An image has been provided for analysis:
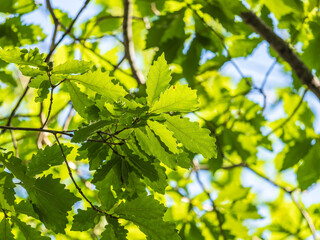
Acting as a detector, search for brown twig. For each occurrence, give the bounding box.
[46,0,60,61]
[10,130,19,157]
[2,78,31,134]
[0,125,74,137]
[63,107,74,131]
[45,0,91,62]
[123,0,145,84]
[40,76,54,129]
[54,134,114,217]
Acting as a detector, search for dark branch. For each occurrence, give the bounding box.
[0,125,74,137]
[2,78,31,134]
[241,10,320,101]
[54,134,114,217]
[45,0,91,62]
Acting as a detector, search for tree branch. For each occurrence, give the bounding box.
[290,193,318,240]
[45,0,91,62]
[0,125,74,137]
[54,134,115,217]
[241,10,320,101]
[1,79,31,134]
[266,88,308,137]
[123,0,145,84]
[193,161,227,240]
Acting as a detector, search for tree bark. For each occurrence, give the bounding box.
[241,10,320,100]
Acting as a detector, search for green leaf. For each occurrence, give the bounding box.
[0,152,29,184]
[19,66,43,77]
[14,200,39,219]
[53,60,93,74]
[0,218,14,240]
[0,48,46,67]
[72,120,110,143]
[101,217,128,240]
[281,139,312,171]
[27,174,80,233]
[101,225,119,240]
[11,216,50,240]
[123,142,168,194]
[123,143,159,182]
[28,144,72,176]
[34,80,50,102]
[146,53,172,107]
[94,160,122,211]
[297,142,320,190]
[164,115,216,159]
[68,69,127,101]
[147,120,179,154]
[65,81,94,118]
[0,172,15,211]
[71,208,100,231]
[135,127,177,169]
[149,83,198,114]
[114,195,180,240]
[0,71,16,86]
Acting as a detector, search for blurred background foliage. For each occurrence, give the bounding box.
[0,0,320,239]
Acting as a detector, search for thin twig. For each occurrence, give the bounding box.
[80,42,134,77]
[194,161,227,240]
[63,107,74,131]
[45,0,91,62]
[0,125,124,145]
[0,125,74,136]
[266,89,308,137]
[10,130,19,157]
[290,193,318,240]
[244,165,294,193]
[46,0,60,60]
[123,0,145,84]
[2,78,31,134]
[41,80,54,129]
[261,59,277,90]
[0,114,39,121]
[54,134,113,216]
[97,132,125,157]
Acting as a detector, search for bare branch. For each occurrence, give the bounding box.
[46,0,60,60]
[54,134,114,217]
[194,160,227,240]
[0,125,74,137]
[45,0,91,62]
[10,130,19,157]
[63,107,74,132]
[123,0,145,84]
[266,89,308,137]
[241,10,320,101]
[1,78,31,134]
[290,193,318,240]
[41,79,54,129]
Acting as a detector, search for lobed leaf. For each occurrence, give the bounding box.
[68,69,127,102]
[164,115,216,159]
[146,53,172,107]
[150,83,198,114]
